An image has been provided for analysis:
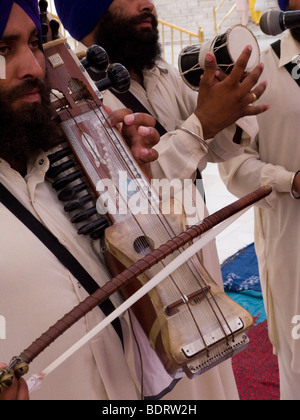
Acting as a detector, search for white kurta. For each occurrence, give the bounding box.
[219,31,300,399]
[0,154,209,400]
[102,57,259,400]
[0,155,141,400]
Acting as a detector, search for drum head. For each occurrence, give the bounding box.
[227,25,260,72]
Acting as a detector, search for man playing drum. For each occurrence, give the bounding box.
[219,0,300,400]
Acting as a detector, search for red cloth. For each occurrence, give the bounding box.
[232,319,280,400]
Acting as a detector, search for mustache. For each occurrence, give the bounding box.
[132,12,158,29]
[4,78,49,103]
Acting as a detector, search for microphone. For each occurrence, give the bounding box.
[260,9,300,35]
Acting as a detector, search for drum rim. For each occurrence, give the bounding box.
[225,24,260,65]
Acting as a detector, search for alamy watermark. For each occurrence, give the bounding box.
[292,56,300,80]
[0,315,6,340]
[95,172,206,224]
[292,315,300,340]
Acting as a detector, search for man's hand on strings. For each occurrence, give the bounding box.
[105,107,159,179]
[0,363,29,400]
[195,46,270,140]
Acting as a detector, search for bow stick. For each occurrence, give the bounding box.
[27,203,251,393]
[2,185,272,393]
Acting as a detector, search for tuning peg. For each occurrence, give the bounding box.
[81,45,109,73]
[90,220,110,239]
[78,217,110,237]
[52,170,82,191]
[50,19,60,40]
[95,63,131,93]
[58,182,88,201]
[47,147,72,164]
[41,24,48,43]
[47,160,76,178]
[71,206,98,223]
[64,194,94,212]
[39,0,48,43]
[39,0,48,12]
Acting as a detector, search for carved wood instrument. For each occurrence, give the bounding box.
[0,1,273,394]
[42,38,255,379]
[1,185,272,392]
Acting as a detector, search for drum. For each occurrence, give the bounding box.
[178,25,260,91]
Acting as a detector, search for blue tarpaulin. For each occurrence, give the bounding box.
[221,243,267,324]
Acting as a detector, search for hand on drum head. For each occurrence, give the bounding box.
[195,45,269,140]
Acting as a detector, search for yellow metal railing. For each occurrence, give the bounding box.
[213,0,237,35]
[159,19,204,66]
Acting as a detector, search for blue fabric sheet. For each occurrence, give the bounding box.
[221,243,267,324]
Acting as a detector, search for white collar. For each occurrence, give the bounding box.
[278,30,300,67]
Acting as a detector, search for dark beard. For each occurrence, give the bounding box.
[0,78,62,164]
[93,11,162,74]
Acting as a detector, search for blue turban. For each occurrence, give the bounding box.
[54,0,114,41]
[0,0,42,40]
[278,0,289,10]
